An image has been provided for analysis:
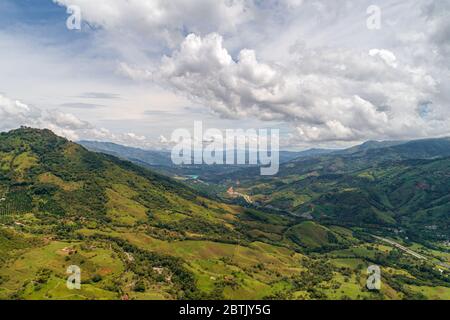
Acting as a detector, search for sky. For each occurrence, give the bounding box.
[0,0,449,150]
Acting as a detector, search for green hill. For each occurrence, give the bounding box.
[0,128,449,300]
[214,138,450,241]
[0,128,244,240]
[285,221,356,251]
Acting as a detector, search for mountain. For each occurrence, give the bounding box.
[78,140,172,166]
[209,137,450,180]
[363,138,450,160]
[292,157,450,236]
[0,128,449,300]
[79,141,328,166]
[338,140,405,154]
[208,137,450,240]
[281,148,337,160]
[79,140,250,179]
[78,140,333,180]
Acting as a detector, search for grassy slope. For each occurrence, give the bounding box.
[0,128,449,300]
[226,152,450,240]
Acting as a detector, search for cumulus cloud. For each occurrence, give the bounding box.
[53,0,254,47]
[0,94,92,140]
[160,33,289,119]
[159,33,447,142]
[0,94,161,148]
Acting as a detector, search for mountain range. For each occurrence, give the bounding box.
[0,128,449,300]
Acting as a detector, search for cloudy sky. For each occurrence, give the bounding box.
[0,0,449,150]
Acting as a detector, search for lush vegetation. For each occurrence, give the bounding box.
[0,128,448,300]
[212,138,450,242]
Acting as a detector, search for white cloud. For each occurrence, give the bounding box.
[116,62,153,81]
[0,94,92,140]
[369,49,398,68]
[159,33,447,142]
[160,33,295,119]
[53,0,254,48]
[0,94,164,148]
[46,111,92,130]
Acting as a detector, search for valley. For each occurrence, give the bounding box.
[0,128,449,300]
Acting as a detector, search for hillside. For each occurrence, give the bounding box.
[78,140,172,167]
[253,157,449,238]
[211,138,450,240]
[0,128,449,300]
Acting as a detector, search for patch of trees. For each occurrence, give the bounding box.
[90,235,202,299]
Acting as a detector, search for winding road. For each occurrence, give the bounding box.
[373,235,428,260]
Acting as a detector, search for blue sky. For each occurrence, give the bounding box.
[0,0,62,25]
[0,0,449,150]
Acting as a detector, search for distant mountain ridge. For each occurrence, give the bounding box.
[79,140,335,166]
[80,136,450,167]
[78,140,172,166]
[78,140,337,179]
